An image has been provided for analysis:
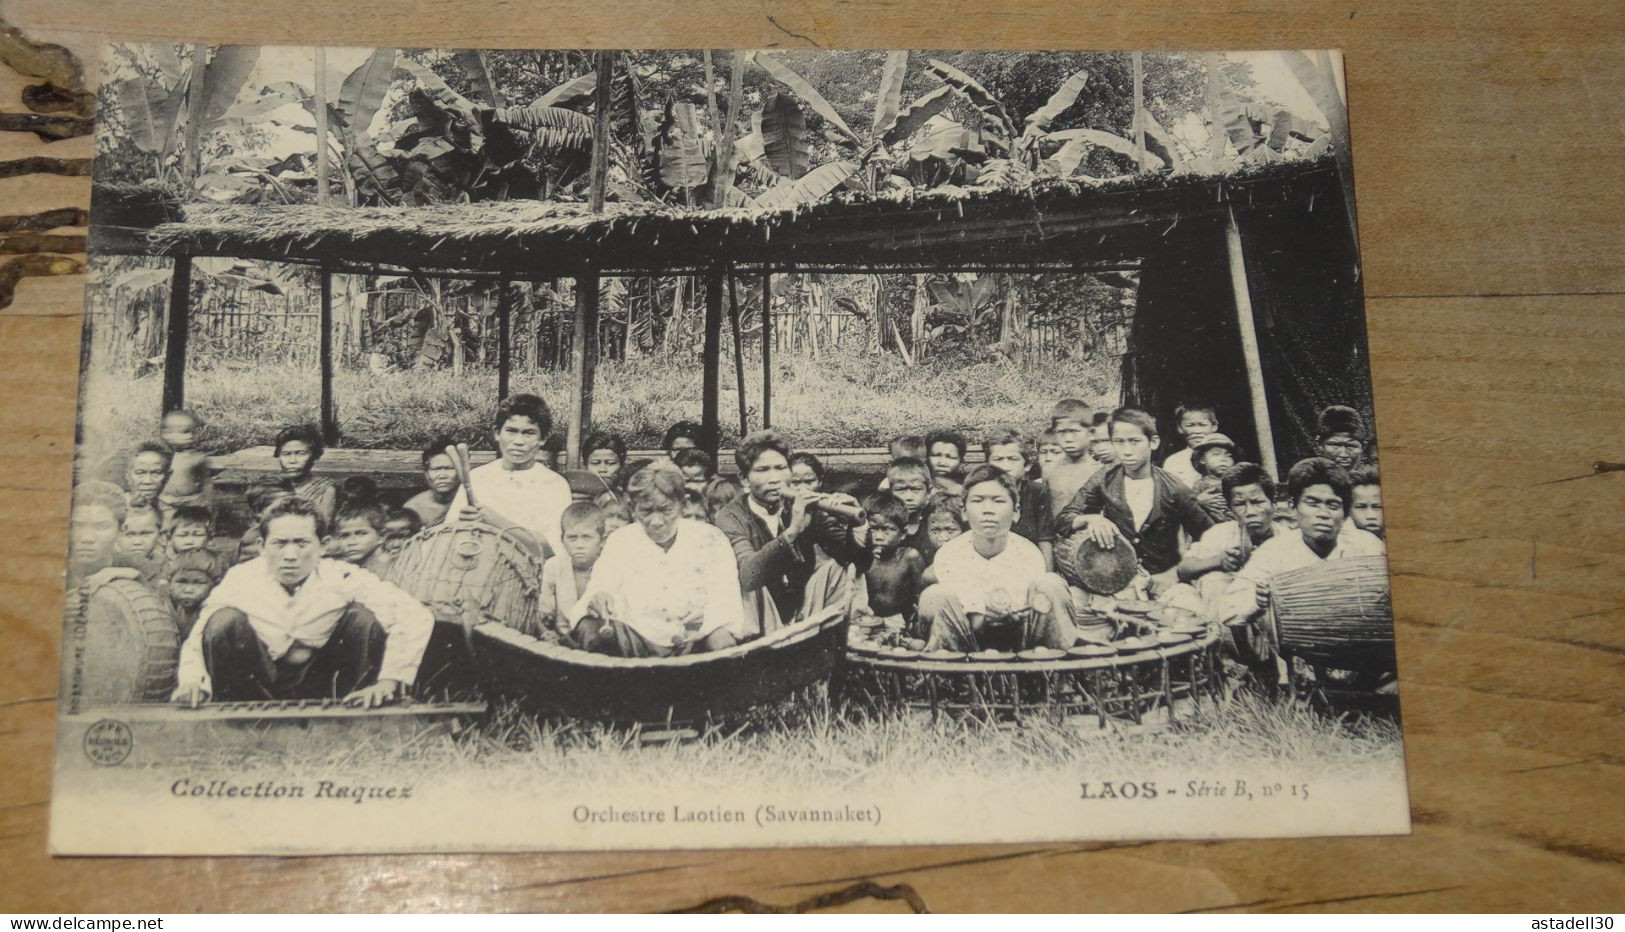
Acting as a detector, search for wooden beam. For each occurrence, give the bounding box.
[318,263,338,446]
[702,265,724,455]
[496,280,512,401]
[160,254,191,415]
[1224,203,1278,480]
[589,52,613,214]
[759,272,772,429]
[567,269,600,469]
[1131,51,1146,173]
[726,270,748,437]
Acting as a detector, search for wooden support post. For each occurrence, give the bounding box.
[727,270,748,437]
[318,264,338,446]
[568,269,600,469]
[759,272,772,428]
[701,265,724,456]
[161,254,192,415]
[1131,51,1146,173]
[496,280,512,401]
[1224,204,1278,479]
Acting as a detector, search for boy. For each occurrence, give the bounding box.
[116,501,165,566]
[982,427,1055,570]
[1162,403,1217,491]
[1316,404,1367,470]
[924,429,967,496]
[1088,412,1119,468]
[674,447,716,494]
[333,502,391,574]
[581,431,627,488]
[923,493,968,555]
[702,475,741,521]
[381,508,422,557]
[1036,428,1064,479]
[124,441,173,512]
[538,501,607,636]
[1046,399,1100,519]
[166,505,213,558]
[885,457,935,557]
[404,437,461,529]
[681,489,710,522]
[1349,465,1384,540]
[236,524,262,564]
[1189,432,1239,522]
[448,393,572,561]
[594,491,634,537]
[157,409,213,513]
[1058,407,1214,598]
[860,491,926,629]
[788,452,825,493]
[163,550,221,642]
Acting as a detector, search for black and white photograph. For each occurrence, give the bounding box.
[52,44,1409,854]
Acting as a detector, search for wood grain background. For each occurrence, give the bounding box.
[2,0,1621,913]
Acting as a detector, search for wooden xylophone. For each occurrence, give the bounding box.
[79,699,488,723]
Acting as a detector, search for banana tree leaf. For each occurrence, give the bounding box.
[925,58,1015,141]
[749,51,860,142]
[491,103,594,149]
[1045,136,1090,177]
[452,49,497,105]
[118,76,183,154]
[732,128,764,167]
[1045,128,1166,171]
[1137,111,1183,170]
[1022,67,1088,135]
[339,48,399,135]
[751,159,858,209]
[348,131,402,203]
[1279,50,1340,127]
[149,44,184,85]
[870,50,908,139]
[657,100,710,190]
[759,92,809,179]
[223,80,306,122]
[534,72,596,109]
[876,85,953,146]
[398,58,483,133]
[200,46,260,128]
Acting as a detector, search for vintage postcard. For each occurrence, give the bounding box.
[51,45,1408,854]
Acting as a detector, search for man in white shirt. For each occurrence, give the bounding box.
[172,497,434,708]
[567,464,745,656]
[1167,461,1281,621]
[919,465,1081,652]
[1221,457,1387,628]
[447,393,573,561]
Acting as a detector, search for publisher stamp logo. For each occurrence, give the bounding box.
[83,719,132,766]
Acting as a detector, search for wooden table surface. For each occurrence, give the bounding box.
[2,0,1622,913]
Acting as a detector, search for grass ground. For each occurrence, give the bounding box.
[78,351,1117,466]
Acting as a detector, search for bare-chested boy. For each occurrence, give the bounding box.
[158,409,213,514]
[1046,399,1100,519]
[861,491,926,628]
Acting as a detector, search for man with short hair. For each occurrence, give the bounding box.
[171,496,435,708]
[713,429,872,635]
[447,393,572,560]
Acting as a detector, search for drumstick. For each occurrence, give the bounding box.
[445,444,478,508]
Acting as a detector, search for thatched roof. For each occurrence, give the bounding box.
[92,157,1339,276]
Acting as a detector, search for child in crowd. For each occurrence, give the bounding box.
[157,409,212,513]
[860,491,926,630]
[124,441,173,513]
[339,475,379,510]
[1088,412,1119,468]
[1036,428,1064,480]
[674,448,716,494]
[663,420,708,458]
[594,491,634,537]
[701,475,741,521]
[404,437,461,529]
[922,491,969,555]
[581,431,628,493]
[788,452,825,493]
[250,425,337,526]
[1317,404,1368,470]
[982,427,1055,569]
[538,501,606,635]
[1349,465,1384,540]
[162,550,221,642]
[885,457,935,556]
[1058,407,1214,598]
[877,435,925,492]
[1046,399,1100,519]
[165,505,213,559]
[380,507,422,558]
[332,502,392,574]
[236,524,262,564]
[681,489,710,522]
[924,430,967,497]
[1162,403,1217,491]
[115,501,165,577]
[1189,433,1239,522]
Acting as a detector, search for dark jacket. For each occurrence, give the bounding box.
[713,494,873,624]
[1056,465,1212,574]
[1013,476,1056,546]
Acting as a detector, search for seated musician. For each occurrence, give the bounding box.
[1166,461,1280,622]
[712,430,872,636]
[404,437,461,529]
[918,465,1082,652]
[565,464,744,657]
[447,393,572,561]
[1220,457,1386,644]
[170,496,435,709]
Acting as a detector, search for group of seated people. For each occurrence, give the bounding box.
[66,391,1386,708]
